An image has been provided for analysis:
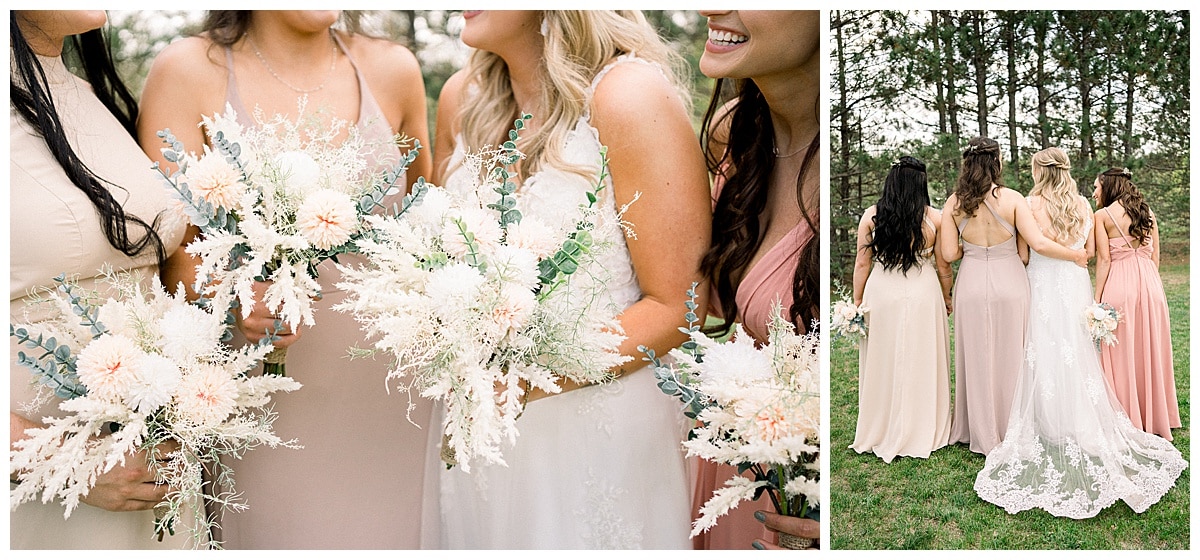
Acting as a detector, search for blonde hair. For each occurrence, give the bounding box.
[456,10,690,180]
[1029,147,1086,244]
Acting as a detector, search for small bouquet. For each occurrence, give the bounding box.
[830,297,867,344]
[9,269,301,548]
[335,116,630,472]
[1085,302,1122,350]
[154,100,419,375]
[643,285,820,547]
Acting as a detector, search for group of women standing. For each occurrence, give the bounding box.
[9,10,818,550]
[851,137,1186,518]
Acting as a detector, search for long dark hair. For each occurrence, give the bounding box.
[1097,167,1154,244]
[954,136,1004,217]
[869,157,931,273]
[10,13,165,267]
[203,11,252,46]
[700,78,820,335]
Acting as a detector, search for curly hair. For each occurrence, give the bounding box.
[1097,167,1154,245]
[868,157,931,273]
[700,78,819,336]
[1029,147,1086,244]
[954,136,1004,218]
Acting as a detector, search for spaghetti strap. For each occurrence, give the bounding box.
[982,199,1015,235]
[1103,207,1133,245]
[222,46,250,120]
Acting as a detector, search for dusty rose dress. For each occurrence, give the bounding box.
[949,200,1029,456]
[212,36,433,549]
[1098,208,1180,440]
[693,206,812,550]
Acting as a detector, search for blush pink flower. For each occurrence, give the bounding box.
[175,363,239,428]
[75,334,145,404]
[296,189,359,250]
[186,150,247,209]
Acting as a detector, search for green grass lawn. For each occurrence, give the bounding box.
[829,261,1191,549]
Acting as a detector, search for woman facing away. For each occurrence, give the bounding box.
[136,10,432,548]
[422,10,711,549]
[940,137,1086,456]
[9,10,189,549]
[694,9,821,550]
[850,157,953,463]
[1093,167,1181,441]
[974,147,1186,519]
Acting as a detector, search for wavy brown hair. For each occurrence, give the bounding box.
[700,78,819,336]
[954,136,1004,218]
[1097,167,1154,245]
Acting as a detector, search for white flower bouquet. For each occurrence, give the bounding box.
[1085,302,1122,350]
[154,101,419,375]
[9,269,301,547]
[335,116,629,472]
[830,296,867,344]
[643,286,820,541]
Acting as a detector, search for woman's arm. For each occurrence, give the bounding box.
[939,195,963,263]
[1093,210,1112,302]
[1017,235,1029,265]
[1081,197,1096,260]
[1150,209,1162,268]
[431,70,466,185]
[930,209,954,313]
[851,207,875,306]
[361,37,432,183]
[528,62,711,402]
[1011,193,1087,266]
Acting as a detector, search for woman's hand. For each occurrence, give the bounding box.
[78,441,178,512]
[752,510,819,550]
[235,281,302,349]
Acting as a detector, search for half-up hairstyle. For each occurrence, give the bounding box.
[456,10,689,182]
[1097,167,1153,244]
[700,78,820,336]
[10,13,166,267]
[1029,147,1086,244]
[954,136,1004,218]
[868,156,931,274]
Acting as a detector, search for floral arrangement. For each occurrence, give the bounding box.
[830,297,868,344]
[9,269,300,547]
[1085,302,1122,350]
[334,115,630,472]
[643,285,821,542]
[154,100,419,374]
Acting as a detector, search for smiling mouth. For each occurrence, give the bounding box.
[708,28,748,46]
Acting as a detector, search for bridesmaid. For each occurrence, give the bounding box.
[850,157,953,463]
[1093,168,1180,440]
[137,11,432,548]
[695,10,820,550]
[940,137,1086,456]
[9,10,189,548]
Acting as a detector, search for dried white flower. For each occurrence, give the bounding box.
[295,189,359,250]
[75,333,145,404]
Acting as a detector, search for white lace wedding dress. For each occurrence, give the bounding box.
[974,205,1187,519]
[419,57,692,549]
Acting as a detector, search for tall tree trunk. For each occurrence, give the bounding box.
[971,12,990,138]
[836,12,853,265]
[932,11,947,135]
[1033,15,1051,148]
[1077,24,1094,169]
[1005,13,1020,185]
[1123,65,1136,160]
[943,12,962,144]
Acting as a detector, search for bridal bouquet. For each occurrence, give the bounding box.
[9,269,300,547]
[1085,302,1122,350]
[335,116,629,472]
[154,101,419,375]
[644,286,821,544]
[830,296,867,343]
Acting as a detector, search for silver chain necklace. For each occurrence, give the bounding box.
[247,30,338,94]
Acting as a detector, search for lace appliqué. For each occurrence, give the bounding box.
[573,467,644,549]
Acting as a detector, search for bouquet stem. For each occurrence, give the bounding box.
[263,347,288,376]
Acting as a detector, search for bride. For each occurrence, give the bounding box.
[421,11,711,548]
[974,147,1187,519]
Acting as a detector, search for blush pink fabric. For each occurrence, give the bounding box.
[1099,212,1180,441]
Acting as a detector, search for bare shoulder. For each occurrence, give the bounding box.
[860,205,877,225]
[341,33,422,92]
[926,206,942,222]
[150,36,226,78]
[589,59,688,135]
